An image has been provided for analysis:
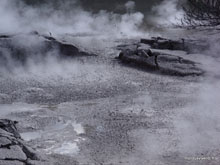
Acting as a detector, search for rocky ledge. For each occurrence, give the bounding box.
[0,32,96,67]
[140,37,209,53]
[0,119,50,165]
[117,38,204,76]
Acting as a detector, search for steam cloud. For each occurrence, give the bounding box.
[0,0,146,37]
[0,0,186,36]
[150,0,184,26]
[0,0,146,76]
[1,1,220,162]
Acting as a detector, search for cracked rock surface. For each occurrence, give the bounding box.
[117,38,204,76]
[140,37,209,53]
[0,119,50,165]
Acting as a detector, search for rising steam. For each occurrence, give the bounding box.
[0,0,146,37]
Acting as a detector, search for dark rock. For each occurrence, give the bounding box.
[44,40,85,57]
[42,35,56,41]
[0,145,27,160]
[140,37,209,54]
[41,34,85,56]
[42,34,96,57]
[118,49,158,70]
[0,128,14,137]
[118,44,204,76]
[0,137,12,147]
[156,54,202,76]
[0,119,20,138]
[0,35,11,39]
[141,37,185,51]
[0,119,51,164]
[0,33,96,67]
[22,145,42,161]
[0,160,25,165]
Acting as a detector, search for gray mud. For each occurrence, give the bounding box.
[1,30,220,165]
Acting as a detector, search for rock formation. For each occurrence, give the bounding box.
[0,119,51,165]
[117,38,204,76]
[0,32,96,67]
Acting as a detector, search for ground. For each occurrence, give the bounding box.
[0,28,220,165]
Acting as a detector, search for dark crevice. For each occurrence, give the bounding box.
[0,135,17,142]
[0,142,17,149]
[117,38,204,76]
[0,119,43,163]
[21,145,40,161]
[0,158,27,164]
[154,55,159,69]
[178,57,183,63]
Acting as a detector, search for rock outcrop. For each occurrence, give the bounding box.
[140,37,209,53]
[0,119,51,165]
[42,35,93,57]
[117,38,204,76]
[0,32,96,67]
[140,37,186,51]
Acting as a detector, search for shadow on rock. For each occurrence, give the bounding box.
[117,38,204,77]
[0,32,97,68]
[0,119,51,165]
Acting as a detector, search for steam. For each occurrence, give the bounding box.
[0,0,147,78]
[0,0,145,37]
[174,81,220,156]
[0,0,148,78]
[125,1,136,13]
[1,0,220,162]
[150,0,184,26]
[0,0,21,34]
[0,0,188,37]
[172,32,220,157]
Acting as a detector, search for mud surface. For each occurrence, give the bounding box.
[0,31,220,165]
